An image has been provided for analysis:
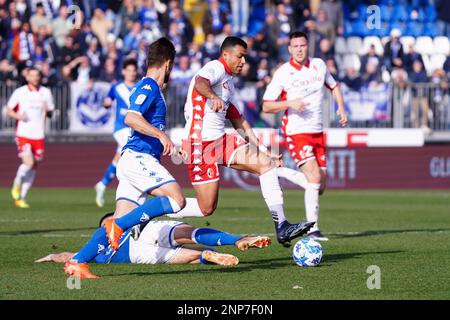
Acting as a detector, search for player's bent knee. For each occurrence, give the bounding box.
[167,196,186,213]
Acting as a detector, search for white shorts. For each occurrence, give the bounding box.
[113,128,130,154]
[129,220,185,264]
[116,149,176,205]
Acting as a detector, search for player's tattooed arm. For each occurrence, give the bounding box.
[194,76,225,112]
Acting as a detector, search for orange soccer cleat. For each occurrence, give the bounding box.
[64,260,99,279]
[103,219,123,251]
[236,236,271,251]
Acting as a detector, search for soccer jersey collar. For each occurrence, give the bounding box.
[218,57,233,75]
[27,84,40,91]
[289,58,310,71]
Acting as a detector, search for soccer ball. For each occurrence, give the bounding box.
[292,237,323,267]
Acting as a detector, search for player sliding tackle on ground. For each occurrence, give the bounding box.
[40,213,270,268]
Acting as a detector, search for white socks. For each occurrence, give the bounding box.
[14,164,32,186]
[276,166,308,189]
[20,168,36,200]
[259,168,286,226]
[166,198,205,218]
[305,182,320,232]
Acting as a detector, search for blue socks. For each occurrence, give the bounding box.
[72,226,109,263]
[101,162,117,186]
[115,196,175,231]
[193,228,242,246]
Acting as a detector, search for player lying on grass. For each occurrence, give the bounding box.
[37,213,271,275]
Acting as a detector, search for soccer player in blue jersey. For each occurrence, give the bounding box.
[95,59,138,207]
[64,37,188,279]
[38,213,271,266]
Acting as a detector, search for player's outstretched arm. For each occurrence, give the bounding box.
[125,112,175,156]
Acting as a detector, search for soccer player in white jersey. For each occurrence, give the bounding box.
[94,59,138,207]
[6,67,55,209]
[262,31,348,241]
[37,213,271,267]
[174,36,314,247]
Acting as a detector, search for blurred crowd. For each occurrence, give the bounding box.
[0,0,449,130]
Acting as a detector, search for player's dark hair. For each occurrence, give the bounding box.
[220,36,247,53]
[27,66,42,78]
[99,212,114,227]
[289,31,308,42]
[146,37,176,68]
[122,58,138,70]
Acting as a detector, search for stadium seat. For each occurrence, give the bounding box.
[422,22,437,37]
[405,21,423,37]
[362,36,384,56]
[424,5,437,23]
[415,36,434,56]
[429,54,447,72]
[379,5,392,22]
[347,36,363,54]
[335,37,348,55]
[400,36,416,54]
[351,19,369,37]
[421,54,433,75]
[391,4,409,22]
[343,54,361,72]
[433,37,450,55]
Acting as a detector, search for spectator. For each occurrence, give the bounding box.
[325,57,340,81]
[436,0,450,38]
[360,44,382,75]
[304,19,324,58]
[11,22,37,69]
[361,60,382,88]
[169,6,194,43]
[14,0,31,22]
[201,33,220,63]
[315,9,336,45]
[58,36,82,70]
[30,2,52,35]
[231,0,249,35]
[98,57,119,83]
[187,41,203,69]
[0,59,18,84]
[214,23,233,47]
[444,54,450,79]
[168,21,188,54]
[342,67,362,91]
[170,55,197,109]
[123,21,143,53]
[85,37,103,78]
[383,28,404,71]
[404,44,424,74]
[118,0,139,39]
[139,0,161,31]
[30,0,59,19]
[320,0,344,36]
[408,60,430,130]
[90,8,113,48]
[35,25,58,66]
[263,13,281,62]
[317,38,334,61]
[52,6,72,48]
[202,0,228,36]
[0,7,12,60]
[38,61,58,86]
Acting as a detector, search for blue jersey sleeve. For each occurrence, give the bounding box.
[107,84,116,100]
[128,81,156,115]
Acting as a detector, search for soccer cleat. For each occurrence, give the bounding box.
[64,260,99,279]
[307,230,329,242]
[201,250,239,266]
[15,199,30,209]
[103,219,123,251]
[11,183,20,201]
[236,236,271,251]
[95,181,106,207]
[276,221,315,247]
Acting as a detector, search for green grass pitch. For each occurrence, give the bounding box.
[0,188,449,300]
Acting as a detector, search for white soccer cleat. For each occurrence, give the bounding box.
[95,181,106,208]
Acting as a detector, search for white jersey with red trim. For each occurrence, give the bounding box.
[183,58,242,142]
[263,57,337,135]
[7,85,55,140]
